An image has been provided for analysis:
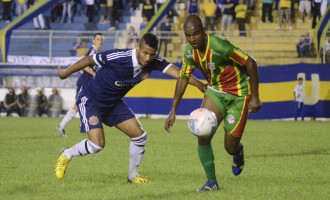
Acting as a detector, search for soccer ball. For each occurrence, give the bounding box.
[188,108,217,137]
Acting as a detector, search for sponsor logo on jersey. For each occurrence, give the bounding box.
[115,81,138,87]
[208,62,215,70]
[227,114,236,124]
[89,116,99,126]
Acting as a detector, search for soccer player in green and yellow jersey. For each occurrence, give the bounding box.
[165,14,262,191]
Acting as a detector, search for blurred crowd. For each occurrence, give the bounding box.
[0,86,63,118]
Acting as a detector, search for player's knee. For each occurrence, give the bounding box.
[225,144,237,155]
[86,140,103,154]
[131,131,147,147]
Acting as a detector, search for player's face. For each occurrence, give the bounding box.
[184,25,205,49]
[93,35,104,49]
[137,42,157,67]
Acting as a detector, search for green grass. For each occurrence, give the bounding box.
[0,117,329,200]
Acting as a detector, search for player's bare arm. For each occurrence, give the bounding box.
[83,66,96,76]
[58,56,96,79]
[165,65,207,93]
[164,77,189,132]
[245,56,262,113]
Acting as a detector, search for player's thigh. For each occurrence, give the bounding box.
[116,117,144,138]
[223,94,250,138]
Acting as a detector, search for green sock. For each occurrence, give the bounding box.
[198,144,216,182]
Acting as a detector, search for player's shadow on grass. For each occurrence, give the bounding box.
[248,148,330,158]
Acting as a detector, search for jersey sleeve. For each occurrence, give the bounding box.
[227,45,249,66]
[93,49,118,68]
[150,55,172,73]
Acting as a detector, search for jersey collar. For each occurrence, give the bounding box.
[132,49,140,67]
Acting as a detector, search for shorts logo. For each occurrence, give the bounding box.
[227,114,236,124]
[89,116,99,126]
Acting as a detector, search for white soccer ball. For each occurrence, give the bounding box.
[188,108,217,137]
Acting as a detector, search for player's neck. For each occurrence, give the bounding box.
[197,34,208,56]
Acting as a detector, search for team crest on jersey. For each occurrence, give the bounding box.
[208,62,215,70]
[89,116,99,126]
[227,114,236,124]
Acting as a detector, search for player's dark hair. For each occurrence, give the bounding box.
[94,33,103,39]
[140,33,159,50]
[298,77,303,81]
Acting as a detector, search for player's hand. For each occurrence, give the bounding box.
[58,66,68,79]
[165,111,176,133]
[248,95,262,113]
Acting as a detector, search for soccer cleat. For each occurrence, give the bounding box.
[128,175,151,184]
[56,126,65,136]
[232,147,244,176]
[55,149,70,179]
[197,180,219,191]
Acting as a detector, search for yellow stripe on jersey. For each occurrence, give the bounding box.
[234,67,242,96]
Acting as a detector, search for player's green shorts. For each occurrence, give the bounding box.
[205,89,250,138]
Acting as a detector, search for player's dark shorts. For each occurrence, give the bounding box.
[76,95,135,133]
[205,89,250,138]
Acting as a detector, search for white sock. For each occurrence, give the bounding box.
[128,132,147,180]
[63,139,102,159]
[59,108,77,129]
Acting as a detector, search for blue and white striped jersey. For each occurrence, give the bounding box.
[79,48,171,107]
[76,45,99,87]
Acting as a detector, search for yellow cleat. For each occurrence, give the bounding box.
[128,175,151,184]
[54,149,70,179]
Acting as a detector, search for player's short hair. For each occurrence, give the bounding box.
[140,33,159,50]
[94,33,103,39]
[298,77,303,81]
[183,14,204,31]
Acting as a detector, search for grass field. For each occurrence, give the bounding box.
[0,117,329,200]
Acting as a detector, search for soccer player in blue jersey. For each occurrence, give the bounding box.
[56,33,104,136]
[54,33,206,183]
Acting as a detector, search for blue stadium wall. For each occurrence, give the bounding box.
[123,63,330,119]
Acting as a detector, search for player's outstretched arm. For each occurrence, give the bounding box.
[245,56,262,113]
[58,56,96,79]
[165,65,206,93]
[164,77,189,133]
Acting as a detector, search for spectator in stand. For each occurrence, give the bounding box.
[73,0,82,16]
[296,34,307,57]
[86,0,95,23]
[203,0,216,31]
[130,0,139,11]
[31,0,46,29]
[142,0,155,21]
[107,0,116,30]
[276,0,292,31]
[312,0,321,29]
[221,0,235,36]
[17,86,29,116]
[245,0,255,9]
[2,0,13,23]
[260,0,273,23]
[140,15,148,31]
[159,17,172,57]
[321,37,330,63]
[51,2,62,23]
[187,0,198,14]
[72,37,83,56]
[61,0,73,23]
[17,0,27,16]
[298,0,311,23]
[36,88,48,117]
[235,0,247,36]
[3,87,19,117]
[126,26,138,48]
[98,0,107,24]
[304,31,313,57]
[48,88,63,118]
[76,41,89,57]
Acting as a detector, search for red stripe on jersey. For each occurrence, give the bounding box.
[219,66,239,96]
[193,50,209,81]
[231,51,247,66]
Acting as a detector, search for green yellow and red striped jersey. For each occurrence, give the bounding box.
[180,34,251,96]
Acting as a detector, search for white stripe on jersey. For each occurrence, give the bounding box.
[79,96,89,132]
[162,63,173,73]
[106,50,132,61]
